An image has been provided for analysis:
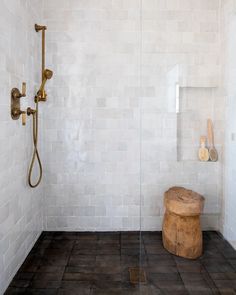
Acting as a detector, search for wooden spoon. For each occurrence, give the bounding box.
[198,136,209,161]
[207,119,218,162]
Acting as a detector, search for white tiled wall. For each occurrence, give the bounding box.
[0,1,43,293]
[1,0,235,292]
[42,0,224,231]
[221,0,236,249]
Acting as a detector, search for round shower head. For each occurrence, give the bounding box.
[44,69,53,79]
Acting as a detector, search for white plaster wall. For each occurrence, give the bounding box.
[0,1,43,293]
[221,0,236,249]
[42,0,224,231]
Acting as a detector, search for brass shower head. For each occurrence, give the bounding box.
[35,69,53,102]
[44,69,53,80]
[39,69,53,92]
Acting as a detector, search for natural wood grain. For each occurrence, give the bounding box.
[163,187,205,259]
[207,119,218,162]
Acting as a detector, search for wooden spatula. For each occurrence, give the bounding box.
[198,136,209,161]
[207,119,218,162]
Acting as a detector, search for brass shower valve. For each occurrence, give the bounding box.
[11,82,27,125]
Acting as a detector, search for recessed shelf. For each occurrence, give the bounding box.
[177,86,219,162]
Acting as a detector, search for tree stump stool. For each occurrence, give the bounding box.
[162,186,205,259]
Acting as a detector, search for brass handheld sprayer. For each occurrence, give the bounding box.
[27,24,53,188]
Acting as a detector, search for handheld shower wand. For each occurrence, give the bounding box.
[36,69,53,102]
[28,24,53,188]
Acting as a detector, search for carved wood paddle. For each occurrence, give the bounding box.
[207,119,218,162]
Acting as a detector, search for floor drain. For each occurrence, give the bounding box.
[129,267,147,284]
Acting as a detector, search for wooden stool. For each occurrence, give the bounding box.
[162,187,205,259]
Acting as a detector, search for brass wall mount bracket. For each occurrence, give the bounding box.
[27,107,36,116]
[11,82,27,125]
[35,24,47,32]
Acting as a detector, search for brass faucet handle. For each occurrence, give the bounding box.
[21,111,26,126]
[21,82,26,97]
[12,82,26,99]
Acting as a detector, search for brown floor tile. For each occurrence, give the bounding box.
[33,272,64,281]
[30,280,61,289]
[41,255,69,266]
[5,231,236,295]
[10,280,31,288]
[68,254,96,267]
[65,266,94,273]
[4,288,27,295]
[63,272,95,281]
[210,272,236,280]
[60,280,91,289]
[58,288,91,295]
[26,289,58,294]
[36,266,65,273]
[214,280,236,288]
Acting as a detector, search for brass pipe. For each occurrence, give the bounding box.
[35,24,47,99]
[42,29,45,83]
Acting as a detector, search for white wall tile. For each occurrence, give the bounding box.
[0,0,43,293]
[221,0,236,249]
[41,0,223,233]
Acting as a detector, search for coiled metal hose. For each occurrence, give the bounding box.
[28,98,42,188]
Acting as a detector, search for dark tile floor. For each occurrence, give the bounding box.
[5,231,236,295]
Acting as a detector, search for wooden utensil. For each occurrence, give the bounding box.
[207,119,218,162]
[198,136,209,161]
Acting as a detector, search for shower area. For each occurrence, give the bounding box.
[1,0,236,294]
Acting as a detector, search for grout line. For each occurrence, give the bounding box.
[200,263,221,295]
[57,233,76,291]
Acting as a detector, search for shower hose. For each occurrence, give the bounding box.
[28,98,42,188]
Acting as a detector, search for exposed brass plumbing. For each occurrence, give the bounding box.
[27,24,53,188]
[35,24,47,82]
[34,24,53,101]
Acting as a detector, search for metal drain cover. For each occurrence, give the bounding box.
[129,267,147,284]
